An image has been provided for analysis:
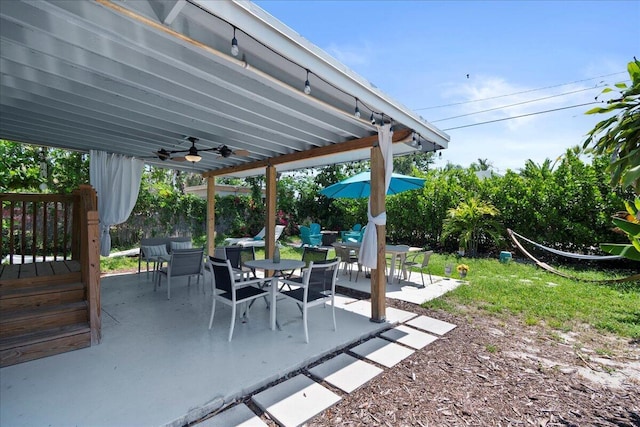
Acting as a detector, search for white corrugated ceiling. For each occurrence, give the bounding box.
[0,0,448,177]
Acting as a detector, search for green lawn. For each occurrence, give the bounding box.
[422,254,640,339]
[101,247,640,339]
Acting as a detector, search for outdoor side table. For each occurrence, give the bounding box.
[320,230,339,246]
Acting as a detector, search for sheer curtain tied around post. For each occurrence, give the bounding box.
[90,150,144,256]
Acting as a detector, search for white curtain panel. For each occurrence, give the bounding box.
[90,150,144,256]
[359,124,393,269]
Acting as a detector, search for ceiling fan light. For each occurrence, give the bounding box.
[185,146,201,162]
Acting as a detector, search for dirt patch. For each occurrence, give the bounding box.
[304,299,640,426]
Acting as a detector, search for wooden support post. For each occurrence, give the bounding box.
[370,145,386,322]
[206,176,216,256]
[265,165,277,261]
[86,210,101,344]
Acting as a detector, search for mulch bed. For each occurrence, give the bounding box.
[303,298,640,427]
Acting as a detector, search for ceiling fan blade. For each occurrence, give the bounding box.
[155,150,170,161]
[171,156,187,162]
[233,149,250,157]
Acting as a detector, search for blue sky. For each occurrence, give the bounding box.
[255,1,639,172]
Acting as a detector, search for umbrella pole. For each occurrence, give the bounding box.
[370,146,386,322]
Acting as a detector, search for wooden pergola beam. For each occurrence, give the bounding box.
[203,129,411,178]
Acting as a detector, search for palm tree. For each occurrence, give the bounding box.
[441,197,502,256]
[519,159,554,179]
[470,158,493,172]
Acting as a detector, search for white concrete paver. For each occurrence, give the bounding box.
[194,403,266,427]
[381,325,439,349]
[308,353,383,393]
[406,315,457,335]
[350,337,414,368]
[385,306,419,324]
[339,300,416,325]
[251,374,341,427]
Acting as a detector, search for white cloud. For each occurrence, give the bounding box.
[425,73,612,171]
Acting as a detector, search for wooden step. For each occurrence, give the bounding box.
[0,301,88,339]
[0,282,85,311]
[0,261,81,289]
[0,324,91,367]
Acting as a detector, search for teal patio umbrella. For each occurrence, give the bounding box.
[319,171,425,199]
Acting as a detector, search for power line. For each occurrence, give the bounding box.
[431,85,606,123]
[415,71,625,111]
[441,102,599,131]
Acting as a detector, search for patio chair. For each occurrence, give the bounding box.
[399,250,434,287]
[340,224,361,242]
[155,248,205,299]
[278,258,341,343]
[331,242,360,281]
[223,225,285,248]
[212,246,256,280]
[207,257,269,341]
[139,243,168,280]
[344,225,366,243]
[300,225,322,247]
[310,222,321,235]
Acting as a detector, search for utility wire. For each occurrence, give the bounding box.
[431,85,606,123]
[415,71,625,111]
[441,102,599,131]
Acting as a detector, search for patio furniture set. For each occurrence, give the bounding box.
[139,227,434,343]
[140,240,342,343]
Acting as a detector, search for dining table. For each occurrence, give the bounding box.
[342,241,421,284]
[243,258,305,330]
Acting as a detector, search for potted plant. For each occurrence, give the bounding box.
[457,263,469,278]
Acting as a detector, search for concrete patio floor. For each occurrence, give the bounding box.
[0,264,462,427]
[0,271,394,427]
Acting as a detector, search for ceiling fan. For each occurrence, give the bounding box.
[154,137,249,162]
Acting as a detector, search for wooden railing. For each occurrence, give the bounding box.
[1,193,77,263]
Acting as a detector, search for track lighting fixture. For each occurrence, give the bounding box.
[411,133,419,148]
[304,69,311,94]
[411,133,422,150]
[231,27,239,57]
[354,99,361,118]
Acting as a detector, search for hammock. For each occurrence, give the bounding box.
[509,230,622,260]
[507,229,640,283]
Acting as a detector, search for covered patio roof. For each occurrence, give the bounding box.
[0,0,449,177]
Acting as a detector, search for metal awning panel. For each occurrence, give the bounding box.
[0,0,449,176]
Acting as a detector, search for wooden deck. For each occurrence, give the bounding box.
[0,261,81,285]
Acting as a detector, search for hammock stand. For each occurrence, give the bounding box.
[507,229,640,283]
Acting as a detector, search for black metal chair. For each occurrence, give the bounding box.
[278,257,341,343]
[207,257,269,341]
